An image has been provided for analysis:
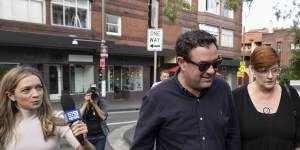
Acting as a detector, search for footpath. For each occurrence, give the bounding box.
[52,98,141,150]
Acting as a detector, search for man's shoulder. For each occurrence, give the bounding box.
[213,77,231,89]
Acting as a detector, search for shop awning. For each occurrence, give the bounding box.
[168,66,178,73]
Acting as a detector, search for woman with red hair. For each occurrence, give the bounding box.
[233,46,300,150]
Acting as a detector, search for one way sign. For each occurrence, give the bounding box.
[147,29,163,51]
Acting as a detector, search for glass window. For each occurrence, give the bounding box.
[51,0,90,28]
[181,27,191,34]
[69,64,94,93]
[207,0,217,14]
[107,65,143,92]
[221,1,233,18]
[106,14,121,36]
[276,41,282,53]
[199,24,219,44]
[0,0,45,23]
[0,64,18,80]
[221,29,233,47]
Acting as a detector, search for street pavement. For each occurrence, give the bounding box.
[53,98,141,150]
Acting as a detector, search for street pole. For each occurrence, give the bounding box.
[154,51,157,83]
[99,0,107,98]
[241,26,245,85]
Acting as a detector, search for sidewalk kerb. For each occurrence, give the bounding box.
[107,123,136,150]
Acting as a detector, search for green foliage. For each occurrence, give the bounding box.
[292,25,300,44]
[164,0,192,22]
[164,0,178,21]
[274,1,300,44]
[223,0,244,11]
[279,49,300,84]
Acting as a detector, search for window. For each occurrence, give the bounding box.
[221,29,233,47]
[199,24,219,44]
[181,27,191,34]
[276,41,282,53]
[106,14,121,36]
[107,65,143,92]
[0,0,45,23]
[0,63,19,80]
[51,0,90,28]
[290,43,300,50]
[198,0,218,14]
[48,64,94,100]
[221,1,233,18]
[69,64,94,93]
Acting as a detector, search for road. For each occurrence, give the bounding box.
[60,110,139,150]
[105,110,139,150]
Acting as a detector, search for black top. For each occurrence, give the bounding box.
[82,100,107,136]
[131,75,240,150]
[232,85,300,150]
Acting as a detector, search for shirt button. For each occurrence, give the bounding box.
[202,136,206,140]
[200,117,203,121]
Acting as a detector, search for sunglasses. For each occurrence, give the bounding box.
[185,57,223,72]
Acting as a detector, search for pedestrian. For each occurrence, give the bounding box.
[232,46,300,150]
[131,30,241,150]
[80,86,109,150]
[0,66,94,150]
[151,69,170,88]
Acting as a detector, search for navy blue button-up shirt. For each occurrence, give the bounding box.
[131,75,240,150]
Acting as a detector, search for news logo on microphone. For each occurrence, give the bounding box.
[64,109,81,123]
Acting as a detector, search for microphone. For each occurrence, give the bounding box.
[60,94,84,145]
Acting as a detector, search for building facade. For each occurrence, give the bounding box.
[0,0,242,103]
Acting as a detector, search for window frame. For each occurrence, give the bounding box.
[199,24,220,44]
[50,0,91,29]
[106,14,122,36]
[221,28,234,48]
[0,0,46,24]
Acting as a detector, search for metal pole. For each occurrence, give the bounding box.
[154,51,157,83]
[102,0,105,43]
[100,0,106,98]
[241,26,245,85]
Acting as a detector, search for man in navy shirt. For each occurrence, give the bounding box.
[131,30,240,150]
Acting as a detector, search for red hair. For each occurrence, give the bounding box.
[250,46,280,70]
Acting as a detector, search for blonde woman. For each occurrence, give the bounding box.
[0,66,94,150]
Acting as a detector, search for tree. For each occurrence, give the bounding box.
[164,0,300,43]
[279,49,300,84]
[164,0,192,21]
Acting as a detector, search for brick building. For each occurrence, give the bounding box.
[0,0,242,103]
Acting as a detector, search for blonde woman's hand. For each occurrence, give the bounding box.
[70,120,88,138]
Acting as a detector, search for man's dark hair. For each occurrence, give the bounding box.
[175,30,218,61]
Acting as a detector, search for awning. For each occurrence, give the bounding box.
[168,66,178,73]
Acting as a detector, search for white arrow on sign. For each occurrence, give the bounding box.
[147,29,163,51]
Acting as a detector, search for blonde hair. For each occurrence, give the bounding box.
[0,66,65,146]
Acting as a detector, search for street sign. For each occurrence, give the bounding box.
[100,45,109,58]
[147,28,163,51]
[237,71,244,77]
